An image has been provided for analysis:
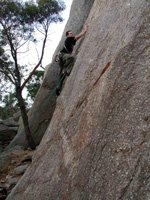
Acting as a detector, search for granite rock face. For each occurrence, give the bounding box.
[7,0,150,199]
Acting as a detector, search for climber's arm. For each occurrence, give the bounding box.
[74,25,88,41]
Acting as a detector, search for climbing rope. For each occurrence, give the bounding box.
[0,73,66,161]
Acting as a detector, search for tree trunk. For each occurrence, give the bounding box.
[16,86,36,150]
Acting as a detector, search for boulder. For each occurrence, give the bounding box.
[0,119,18,154]
[0,119,18,142]
[10,164,30,176]
[12,111,21,122]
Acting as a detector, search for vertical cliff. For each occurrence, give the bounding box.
[7,0,150,199]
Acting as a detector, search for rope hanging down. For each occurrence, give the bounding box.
[0,73,66,161]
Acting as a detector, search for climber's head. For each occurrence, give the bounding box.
[66,30,74,37]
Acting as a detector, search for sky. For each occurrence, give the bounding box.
[21,0,73,68]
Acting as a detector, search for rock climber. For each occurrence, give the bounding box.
[56,25,88,96]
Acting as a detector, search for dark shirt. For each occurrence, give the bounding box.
[61,37,76,54]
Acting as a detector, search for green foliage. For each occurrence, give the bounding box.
[24,0,65,24]
[26,70,44,102]
[37,0,64,23]
[0,93,19,120]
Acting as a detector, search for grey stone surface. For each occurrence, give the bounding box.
[11,164,29,176]
[0,119,18,141]
[0,153,17,173]
[21,151,34,162]
[7,176,20,186]
[0,119,18,127]
[6,0,150,199]
[12,111,21,122]
[0,119,18,153]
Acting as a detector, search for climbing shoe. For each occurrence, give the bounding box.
[56,88,61,96]
[62,71,69,77]
[65,71,69,76]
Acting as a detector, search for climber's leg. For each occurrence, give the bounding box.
[56,54,74,96]
[62,53,74,75]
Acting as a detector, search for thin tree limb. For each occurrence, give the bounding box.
[21,27,48,89]
[5,66,16,83]
[0,69,16,85]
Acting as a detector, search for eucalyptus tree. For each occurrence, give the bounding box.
[0,0,65,149]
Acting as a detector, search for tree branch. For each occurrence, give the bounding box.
[21,27,48,90]
[17,37,29,50]
[5,66,16,83]
[0,69,16,85]
[2,23,21,86]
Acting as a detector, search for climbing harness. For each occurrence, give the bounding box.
[55,44,69,63]
[63,44,70,54]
